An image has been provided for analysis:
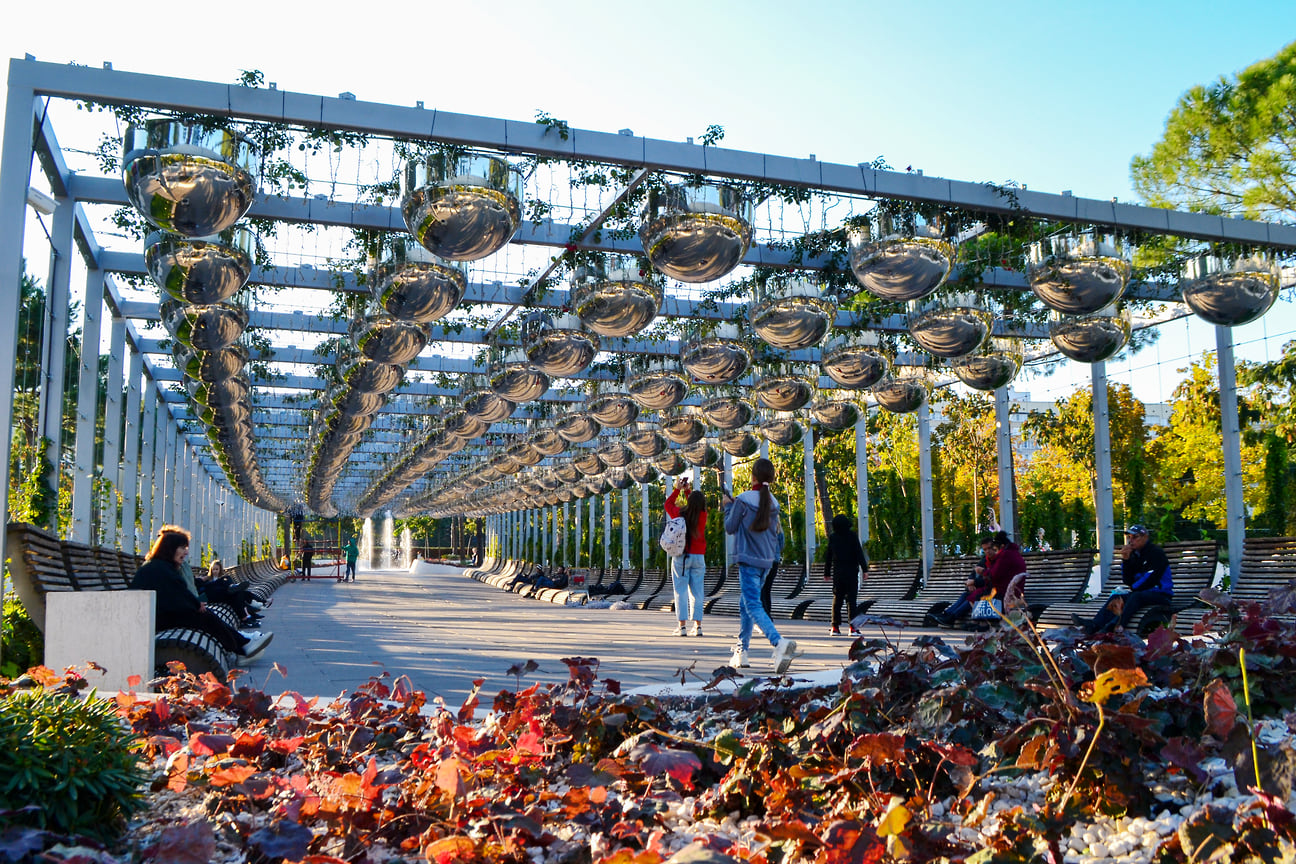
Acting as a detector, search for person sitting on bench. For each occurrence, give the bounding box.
[1073,524,1173,635]
[131,527,272,660]
[534,566,569,590]
[196,560,263,628]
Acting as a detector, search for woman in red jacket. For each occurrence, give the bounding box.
[978,530,1028,614]
[665,476,708,636]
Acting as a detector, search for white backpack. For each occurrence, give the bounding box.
[659,515,688,558]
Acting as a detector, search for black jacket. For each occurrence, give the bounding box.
[825,530,869,582]
[131,558,201,619]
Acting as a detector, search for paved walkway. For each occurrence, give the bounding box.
[235,564,932,706]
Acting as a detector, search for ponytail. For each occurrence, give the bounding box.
[750,458,775,533]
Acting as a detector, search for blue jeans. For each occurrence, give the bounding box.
[345,561,356,580]
[738,563,781,650]
[671,554,705,621]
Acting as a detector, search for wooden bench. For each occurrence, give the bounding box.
[798,558,923,623]
[623,568,668,609]
[865,555,983,625]
[704,562,806,618]
[1038,541,1219,635]
[6,523,231,679]
[1019,549,1095,619]
[652,564,726,612]
[1181,537,1296,630]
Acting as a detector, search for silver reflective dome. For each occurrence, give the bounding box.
[626,461,660,484]
[659,409,706,445]
[521,312,600,377]
[585,389,640,428]
[652,450,687,476]
[700,391,755,431]
[820,332,889,389]
[640,183,752,283]
[570,258,663,337]
[749,278,836,350]
[810,398,862,430]
[555,412,601,443]
[627,363,690,411]
[173,342,247,383]
[462,389,516,424]
[1180,253,1280,327]
[907,297,993,359]
[757,414,804,446]
[122,120,258,237]
[1028,235,1131,315]
[528,428,568,456]
[680,440,721,467]
[871,373,928,414]
[753,368,815,412]
[718,429,760,457]
[626,423,667,458]
[848,223,954,303]
[950,338,1024,391]
[350,316,429,365]
[572,451,606,476]
[162,300,248,351]
[401,153,521,262]
[1048,306,1132,364]
[339,357,405,395]
[372,239,467,323]
[680,329,751,385]
[146,227,255,305]
[596,439,633,468]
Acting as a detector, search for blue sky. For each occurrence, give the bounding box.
[3,0,1293,404]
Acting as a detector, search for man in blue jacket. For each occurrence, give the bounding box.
[1074,524,1173,634]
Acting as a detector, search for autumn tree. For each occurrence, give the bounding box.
[932,391,999,552]
[1131,40,1296,221]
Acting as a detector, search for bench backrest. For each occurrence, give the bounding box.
[919,556,980,600]
[61,540,109,591]
[1234,536,1296,604]
[861,558,922,601]
[6,523,75,632]
[1107,540,1219,604]
[1022,548,1095,604]
[96,547,131,590]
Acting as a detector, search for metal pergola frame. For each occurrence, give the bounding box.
[2,57,1289,582]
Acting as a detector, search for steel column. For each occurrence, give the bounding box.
[640,485,649,568]
[723,451,734,573]
[101,314,125,547]
[1217,326,1246,578]
[38,193,75,529]
[1092,362,1116,587]
[120,349,142,553]
[994,386,1016,540]
[621,489,630,570]
[70,268,104,542]
[917,402,936,580]
[603,494,611,572]
[803,422,815,574]
[855,416,869,544]
[141,381,158,541]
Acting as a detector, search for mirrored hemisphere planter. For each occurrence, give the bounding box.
[680,323,751,385]
[749,277,837,350]
[461,376,516,424]
[372,238,467,323]
[699,385,755,431]
[173,341,247,384]
[584,382,640,429]
[718,429,760,457]
[871,368,929,414]
[123,119,259,237]
[820,331,889,390]
[555,411,601,444]
[950,337,1024,391]
[680,440,721,467]
[757,412,804,447]
[640,182,752,282]
[810,396,862,431]
[162,298,248,351]
[625,422,667,458]
[752,362,816,412]
[652,450,687,476]
[626,461,660,485]
[350,316,430,365]
[848,214,955,303]
[146,227,255,305]
[906,292,993,358]
[489,345,550,403]
[570,255,663,337]
[659,407,707,445]
[1028,234,1131,315]
[521,311,600,377]
[627,358,689,410]
[527,426,568,456]
[402,151,522,261]
[1179,251,1280,327]
[1048,305,1132,363]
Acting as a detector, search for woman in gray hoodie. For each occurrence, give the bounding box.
[722,457,799,673]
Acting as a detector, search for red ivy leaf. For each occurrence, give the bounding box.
[166,751,189,792]
[458,680,483,724]
[190,733,236,756]
[148,735,183,757]
[1162,737,1209,783]
[1204,678,1238,739]
[820,820,886,864]
[200,676,232,708]
[150,820,215,864]
[847,733,906,767]
[425,835,476,863]
[637,746,701,789]
[231,731,266,758]
[514,728,547,759]
[436,755,466,800]
[249,821,314,861]
[209,764,256,787]
[127,674,142,689]
[269,735,305,755]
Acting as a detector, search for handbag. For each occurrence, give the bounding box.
[970,597,1003,621]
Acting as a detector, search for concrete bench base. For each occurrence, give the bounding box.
[45,591,155,692]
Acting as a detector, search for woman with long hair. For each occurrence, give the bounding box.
[722,457,799,672]
[665,476,707,636]
[130,527,272,659]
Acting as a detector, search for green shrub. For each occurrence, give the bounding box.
[0,688,148,840]
[1,592,43,678]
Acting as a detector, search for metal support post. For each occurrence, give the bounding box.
[802,422,815,573]
[38,194,75,530]
[640,484,649,568]
[573,501,582,567]
[759,439,769,460]
[621,489,630,570]
[855,416,869,544]
[603,494,611,572]
[120,350,142,553]
[101,314,125,547]
[1217,326,1246,579]
[994,386,1016,539]
[563,501,570,565]
[723,451,734,573]
[1092,362,1116,588]
[917,402,936,581]
[140,382,158,540]
[151,392,166,535]
[70,269,104,543]
[588,496,595,568]
[162,421,178,524]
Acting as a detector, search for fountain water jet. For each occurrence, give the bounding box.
[360,518,374,570]
[381,514,395,569]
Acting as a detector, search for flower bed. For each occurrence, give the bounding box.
[5,595,1296,863]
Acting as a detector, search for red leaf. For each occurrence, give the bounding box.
[209,764,256,787]
[1204,678,1238,739]
[514,728,547,758]
[821,820,886,864]
[200,677,232,708]
[269,735,305,755]
[190,733,236,756]
[848,733,906,766]
[231,731,266,758]
[425,835,475,863]
[150,820,215,864]
[637,746,701,789]
[148,735,183,757]
[166,751,189,793]
[457,680,483,724]
[436,755,465,800]
[1162,737,1209,783]
[127,674,142,689]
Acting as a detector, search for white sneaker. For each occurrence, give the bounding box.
[238,629,263,639]
[773,638,800,674]
[238,632,274,660]
[672,623,686,637]
[729,646,750,668]
[689,622,703,637]
[247,600,265,611]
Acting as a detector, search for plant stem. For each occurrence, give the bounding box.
[1060,701,1104,812]
[1240,647,1263,793]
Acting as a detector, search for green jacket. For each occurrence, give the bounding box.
[343,540,360,564]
